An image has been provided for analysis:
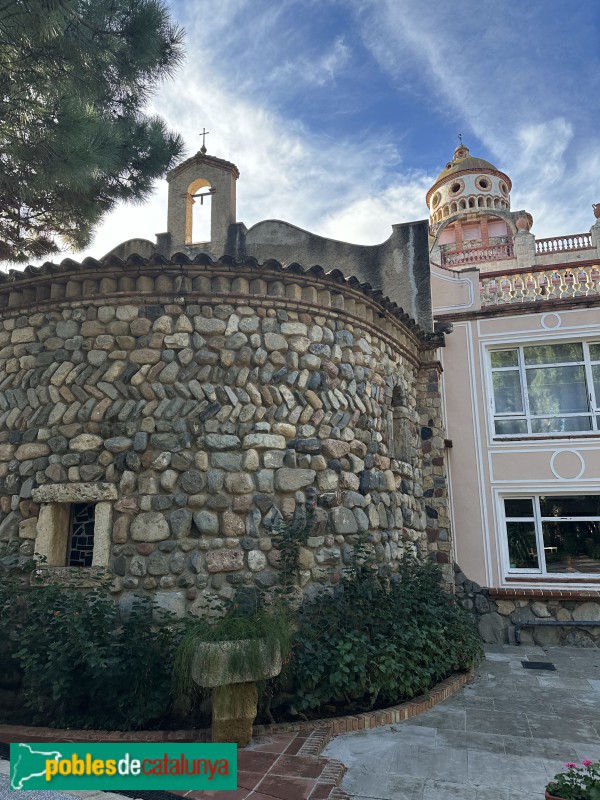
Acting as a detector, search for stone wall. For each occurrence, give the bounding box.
[0,255,452,616]
[455,565,600,647]
[417,354,453,588]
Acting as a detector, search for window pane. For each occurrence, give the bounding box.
[589,343,600,361]
[530,415,592,434]
[523,343,583,365]
[506,522,539,568]
[491,350,518,368]
[493,371,523,413]
[526,365,588,414]
[495,418,528,435]
[69,503,95,567]
[539,495,600,517]
[504,498,534,517]
[592,365,600,408]
[542,520,600,574]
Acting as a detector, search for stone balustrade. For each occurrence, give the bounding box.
[480,262,600,306]
[441,244,512,267]
[535,232,593,254]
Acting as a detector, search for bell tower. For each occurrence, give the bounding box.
[164,140,239,258]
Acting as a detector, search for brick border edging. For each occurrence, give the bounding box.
[0,668,473,748]
[490,588,600,599]
[261,667,474,739]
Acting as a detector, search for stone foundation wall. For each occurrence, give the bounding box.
[455,565,600,647]
[0,256,452,615]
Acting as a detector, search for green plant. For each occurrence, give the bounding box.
[271,500,315,598]
[173,600,291,710]
[0,0,185,263]
[0,578,181,729]
[507,524,536,568]
[547,761,600,799]
[288,551,483,714]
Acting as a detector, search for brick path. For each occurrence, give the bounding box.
[171,730,349,799]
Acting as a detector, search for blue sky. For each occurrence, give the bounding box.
[80,0,599,258]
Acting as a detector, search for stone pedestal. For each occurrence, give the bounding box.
[514,230,536,269]
[591,219,600,256]
[191,639,282,746]
[211,682,258,746]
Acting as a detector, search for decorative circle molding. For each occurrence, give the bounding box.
[448,179,465,197]
[475,176,492,192]
[541,312,561,330]
[550,449,585,481]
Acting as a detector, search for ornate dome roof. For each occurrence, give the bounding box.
[435,150,498,183]
[426,144,511,206]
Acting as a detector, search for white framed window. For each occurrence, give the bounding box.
[503,494,600,577]
[489,341,600,437]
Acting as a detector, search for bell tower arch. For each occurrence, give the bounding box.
[166,145,239,257]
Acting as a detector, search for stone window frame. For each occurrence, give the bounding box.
[31,483,117,571]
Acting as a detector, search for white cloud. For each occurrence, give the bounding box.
[72,3,432,261]
[350,0,599,237]
[9,0,596,271]
[320,178,431,244]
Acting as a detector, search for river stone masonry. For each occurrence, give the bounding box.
[0,254,451,615]
[455,564,600,646]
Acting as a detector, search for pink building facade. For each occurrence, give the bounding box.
[430,145,600,643]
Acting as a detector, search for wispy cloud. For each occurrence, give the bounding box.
[26,0,598,266]
[80,0,431,259]
[350,0,600,236]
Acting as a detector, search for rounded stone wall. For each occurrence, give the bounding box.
[0,255,450,615]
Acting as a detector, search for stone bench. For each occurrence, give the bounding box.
[514,618,600,644]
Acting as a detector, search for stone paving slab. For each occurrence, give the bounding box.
[324,644,600,800]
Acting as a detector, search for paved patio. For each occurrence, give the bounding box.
[2,644,598,799]
[323,644,600,800]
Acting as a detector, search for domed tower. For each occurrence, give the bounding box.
[427,144,522,269]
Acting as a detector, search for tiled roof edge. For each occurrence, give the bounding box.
[0,253,428,337]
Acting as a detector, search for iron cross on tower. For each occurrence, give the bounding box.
[191,127,216,202]
[199,128,209,154]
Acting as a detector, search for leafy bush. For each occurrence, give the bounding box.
[0,580,180,730]
[289,556,483,714]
